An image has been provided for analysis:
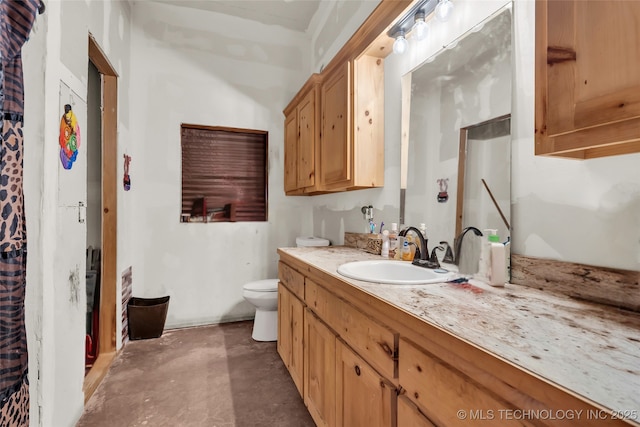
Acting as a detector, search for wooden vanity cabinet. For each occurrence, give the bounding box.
[535,0,640,159]
[320,54,385,191]
[278,261,398,427]
[277,263,305,395]
[304,309,336,427]
[336,340,396,427]
[283,75,322,195]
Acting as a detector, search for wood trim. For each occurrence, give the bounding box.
[181,123,268,136]
[321,0,414,77]
[283,74,322,116]
[534,0,549,155]
[538,117,640,158]
[84,35,118,402]
[455,128,467,238]
[83,351,116,403]
[511,254,640,312]
[88,34,118,77]
[277,250,636,427]
[101,74,118,356]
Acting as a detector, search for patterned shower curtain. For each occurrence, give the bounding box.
[0,0,39,425]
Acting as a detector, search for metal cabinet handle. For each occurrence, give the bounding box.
[354,365,361,376]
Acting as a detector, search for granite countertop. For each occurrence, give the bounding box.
[279,246,640,422]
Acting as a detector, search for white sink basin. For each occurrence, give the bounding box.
[337,260,453,285]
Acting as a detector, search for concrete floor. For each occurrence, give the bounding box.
[77,321,315,426]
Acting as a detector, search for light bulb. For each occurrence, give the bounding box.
[393,33,408,54]
[413,17,428,41]
[435,0,454,22]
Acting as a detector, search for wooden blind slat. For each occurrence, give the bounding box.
[181,125,268,221]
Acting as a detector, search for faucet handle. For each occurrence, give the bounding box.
[439,241,455,264]
[429,246,444,268]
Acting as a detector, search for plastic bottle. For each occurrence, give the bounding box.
[476,229,497,283]
[389,223,399,258]
[489,235,506,287]
[394,235,404,260]
[381,230,390,258]
[401,240,413,261]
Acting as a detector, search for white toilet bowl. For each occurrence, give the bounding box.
[243,236,330,342]
[242,279,279,341]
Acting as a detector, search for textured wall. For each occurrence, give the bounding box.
[22,0,134,425]
[129,2,314,328]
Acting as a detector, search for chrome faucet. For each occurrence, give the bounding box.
[453,226,483,274]
[399,226,428,261]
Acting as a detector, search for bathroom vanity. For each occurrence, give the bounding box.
[277,246,640,427]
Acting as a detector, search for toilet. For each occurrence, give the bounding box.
[242,236,330,341]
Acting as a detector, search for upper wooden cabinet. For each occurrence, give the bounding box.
[535,0,640,159]
[283,75,321,195]
[320,55,385,191]
[281,0,413,196]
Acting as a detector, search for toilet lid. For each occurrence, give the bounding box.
[243,279,278,292]
[296,236,330,247]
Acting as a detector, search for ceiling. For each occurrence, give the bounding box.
[148,0,322,33]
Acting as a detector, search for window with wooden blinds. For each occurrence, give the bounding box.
[181,124,268,222]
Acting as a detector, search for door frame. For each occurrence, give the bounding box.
[83,34,118,402]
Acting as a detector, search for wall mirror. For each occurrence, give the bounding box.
[400,6,512,261]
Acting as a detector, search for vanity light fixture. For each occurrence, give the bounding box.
[393,30,409,54]
[413,11,429,41]
[387,0,452,54]
[435,0,455,22]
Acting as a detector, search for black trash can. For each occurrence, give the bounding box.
[127,296,170,340]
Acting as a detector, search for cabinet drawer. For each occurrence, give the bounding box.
[278,261,304,299]
[306,279,397,380]
[399,338,535,427]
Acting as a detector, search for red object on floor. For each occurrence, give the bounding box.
[85,335,95,368]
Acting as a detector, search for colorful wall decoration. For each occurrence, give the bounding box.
[59,104,81,169]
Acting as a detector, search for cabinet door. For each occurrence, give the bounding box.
[321,62,351,189]
[277,283,304,396]
[297,89,316,189]
[290,292,304,396]
[304,309,336,427]
[284,111,298,192]
[397,395,436,427]
[277,283,291,366]
[536,0,640,158]
[336,340,396,427]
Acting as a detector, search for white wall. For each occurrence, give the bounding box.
[129,2,314,329]
[510,1,640,271]
[312,0,639,271]
[309,0,380,73]
[22,0,134,425]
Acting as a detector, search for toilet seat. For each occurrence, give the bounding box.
[243,279,278,292]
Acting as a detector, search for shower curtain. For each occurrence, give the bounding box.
[0,0,39,425]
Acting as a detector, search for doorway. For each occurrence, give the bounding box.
[85,60,102,371]
[83,34,118,402]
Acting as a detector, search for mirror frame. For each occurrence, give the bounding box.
[455,114,511,237]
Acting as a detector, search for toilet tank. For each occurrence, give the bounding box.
[296,236,330,247]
